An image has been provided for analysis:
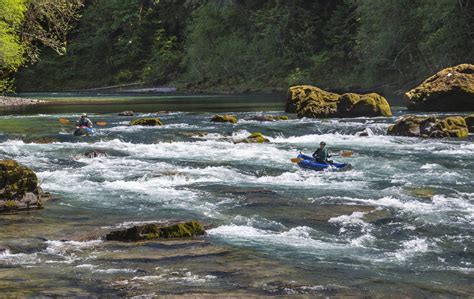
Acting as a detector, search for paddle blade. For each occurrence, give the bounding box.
[291,158,303,163]
[95,121,107,126]
[58,118,70,125]
[340,151,353,157]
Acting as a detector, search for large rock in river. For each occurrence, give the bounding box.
[105,220,206,242]
[286,85,392,118]
[405,64,474,111]
[129,117,163,126]
[0,160,50,212]
[211,114,238,124]
[234,132,270,144]
[387,115,469,138]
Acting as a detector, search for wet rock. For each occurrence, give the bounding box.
[118,111,134,116]
[129,117,163,126]
[361,209,393,223]
[105,220,206,242]
[0,160,48,212]
[465,114,474,133]
[246,115,289,121]
[405,64,474,111]
[287,85,392,118]
[211,114,237,124]
[387,115,469,138]
[405,187,435,199]
[83,150,108,158]
[356,128,372,137]
[234,132,270,144]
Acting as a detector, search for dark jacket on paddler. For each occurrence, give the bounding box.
[312,148,331,163]
[76,117,93,128]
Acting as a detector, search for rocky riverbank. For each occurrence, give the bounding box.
[0,96,44,107]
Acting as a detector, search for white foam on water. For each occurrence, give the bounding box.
[0,249,40,265]
[208,225,346,251]
[94,268,137,274]
[389,238,434,262]
[44,240,102,264]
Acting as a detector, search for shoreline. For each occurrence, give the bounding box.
[0,95,45,107]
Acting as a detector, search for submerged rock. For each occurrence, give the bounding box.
[246,115,289,121]
[387,115,469,138]
[286,85,392,118]
[105,220,206,242]
[83,150,108,158]
[405,64,474,111]
[0,160,50,212]
[118,111,134,116]
[211,114,238,124]
[234,132,270,144]
[129,117,163,126]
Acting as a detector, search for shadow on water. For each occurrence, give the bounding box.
[1,93,287,115]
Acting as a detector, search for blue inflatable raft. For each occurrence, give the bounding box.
[296,154,352,171]
[74,126,95,137]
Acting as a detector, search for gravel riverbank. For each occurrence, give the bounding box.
[0,96,44,107]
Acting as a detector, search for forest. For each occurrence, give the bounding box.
[3,0,474,95]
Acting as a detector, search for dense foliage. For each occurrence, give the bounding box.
[11,0,474,94]
[0,0,82,93]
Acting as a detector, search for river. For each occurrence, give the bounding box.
[0,94,472,297]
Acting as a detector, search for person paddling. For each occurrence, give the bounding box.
[74,113,93,135]
[312,141,332,164]
[76,113,93,129]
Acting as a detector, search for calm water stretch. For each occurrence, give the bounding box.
[0,94,472,297]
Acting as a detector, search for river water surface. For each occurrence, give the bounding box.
[0,94,472,297]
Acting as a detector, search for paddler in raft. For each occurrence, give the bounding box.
[312,141,333,164]
[74,113,93,136]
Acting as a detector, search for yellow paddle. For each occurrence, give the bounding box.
[291,158,303,163]
[58,118,107,126]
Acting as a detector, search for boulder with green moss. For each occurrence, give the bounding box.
[387,115,469,138]
[211,114,237,124]
[129,117,163,126]
[287,85,392,118]
[235,132,270,144]
[337,93,392,117]
[0,160,50,212]
[405,64,474,111]
[104,220,206,242]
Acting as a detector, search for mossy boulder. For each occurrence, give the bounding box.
[0,160,49,212]
[246,115,289,121]
[287,85,392,118]
[338,93,392,117]
[105,220,206,242]
[235,132,270,144]
[129,117,163,126]
[211,114,237,124]
[464,114,474,133]
[405,64,474,111]
[286,85,339,114]
[387,115,469,138]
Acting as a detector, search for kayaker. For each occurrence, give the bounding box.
[76,113,93,129]
[312,141,332,164]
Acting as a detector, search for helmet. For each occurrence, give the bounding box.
[82,113,87,117]
[320,141,326,145]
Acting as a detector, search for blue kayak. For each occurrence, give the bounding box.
[74,126,95,136]
[296,154,352,171]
